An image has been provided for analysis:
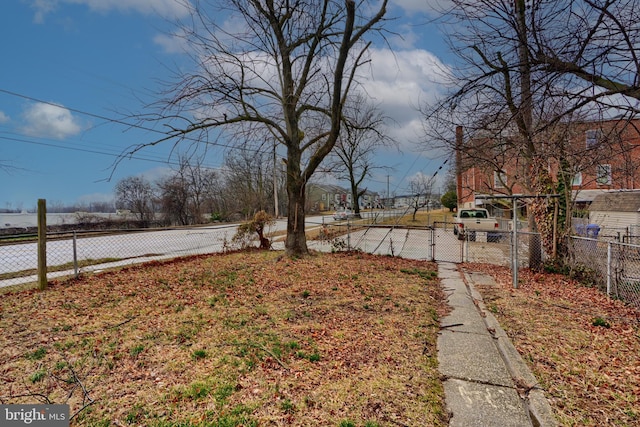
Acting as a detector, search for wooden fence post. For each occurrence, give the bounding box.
[37,198,47,291]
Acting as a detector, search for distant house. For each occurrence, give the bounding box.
[359,189,382,209]
[306,183,347,212]
[306,183,380,212]
[457,118,640,210]
[391,194,430,209]
[588,191,640,235]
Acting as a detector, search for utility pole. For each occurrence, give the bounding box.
[273,144,279,218]
[387,175,390,208]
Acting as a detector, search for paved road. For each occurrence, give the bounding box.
[0,225,237,274]
[0,216,336,287]
[304,226,464,262]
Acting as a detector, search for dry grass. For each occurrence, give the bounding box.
[0,250,449,427]
[467,263,640,427]
[0,257,123,281]
[378,209,455,227]
[317,208,455,228]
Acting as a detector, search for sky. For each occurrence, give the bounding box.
[0,0,454,211]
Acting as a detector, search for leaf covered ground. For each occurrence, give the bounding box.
[0,251,449,427]
[466,263,640,427]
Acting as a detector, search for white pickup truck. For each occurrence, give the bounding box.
[453,208,500,241]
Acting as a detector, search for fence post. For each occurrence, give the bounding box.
[73,231,79,278]
[430,227,436,261]
[512,198,519,289]
[607,242,612,297]
[37,198,47,291]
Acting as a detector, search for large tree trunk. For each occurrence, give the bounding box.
[284,149,309,257]
[285,178,308,257]
[350,181,361,217]
[528,157,556,269]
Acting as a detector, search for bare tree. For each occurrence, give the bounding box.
[158,156,221,225]
[326,94,393,216]
[407,173,435,222]
[123,0,389,257]
[422,1,542,260]
[114,176,155,223]
[183,158,214,224]
[223,149,272,218]
[423,0,640,263]
[529,0,640,110]
[158,173,190,225]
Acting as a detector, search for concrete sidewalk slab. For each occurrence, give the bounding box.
[437,262,557,427]
[438,331,514,388]
[443,379,532,427]
[440,304,492,335]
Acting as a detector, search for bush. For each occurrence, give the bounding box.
[233,211,275,249]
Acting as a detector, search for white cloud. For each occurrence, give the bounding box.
[30,0,192,22]
[73,0,192,17]
[139,166,174,183]
[365,47,451,144]
[153,30,190,54]
[21,102,82,140]
[30,0,57,24]
[0,111,9,124]
[392,0,452,15]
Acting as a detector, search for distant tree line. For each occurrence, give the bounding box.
[114,152,286,226]
[1,201,115,214]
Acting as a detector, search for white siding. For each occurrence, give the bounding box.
[589,211,640,234]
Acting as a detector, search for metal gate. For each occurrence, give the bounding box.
[432,222,514,266]
[432,222,463,263]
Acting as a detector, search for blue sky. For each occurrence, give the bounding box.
[0,0,452,210]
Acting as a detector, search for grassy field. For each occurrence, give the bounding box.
[3,230,639,426]
[319,208,455,227]
[378,209,455,227]
[0,250,449,426]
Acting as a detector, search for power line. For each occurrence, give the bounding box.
[0,134,209,168]
[0,127,173,164]
[0,87,444,193]
[0,87,268,156]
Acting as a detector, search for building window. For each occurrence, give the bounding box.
[596,164,612,185]
[493,171,506,188]
[586,129,601,148]
[321,194,326,201]
[572,172,582,186]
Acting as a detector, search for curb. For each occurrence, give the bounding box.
[463,272,558,427]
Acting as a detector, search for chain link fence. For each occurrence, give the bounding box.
[0,226,239,288]
[304,222,437,259]
[304,221,544,269]
[567,236,640,308]
[2,217,638,309]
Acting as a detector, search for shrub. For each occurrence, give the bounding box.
[233,210,275,249]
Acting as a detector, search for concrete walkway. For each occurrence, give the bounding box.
[437,262,557,427]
